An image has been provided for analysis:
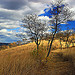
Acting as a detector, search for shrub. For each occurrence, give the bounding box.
[32,46,47,63]
[9,42,17,48]
[0,45,8,50]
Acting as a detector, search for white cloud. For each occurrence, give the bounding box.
[0,29,7,32]
[0,20,20,30]
[0,29,21,43]
[0,0,75,43]
[38,16,50,21]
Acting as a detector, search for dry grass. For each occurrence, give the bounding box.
[41,40,75,50]
[0,42,37,75]
[0,40,75,75]
[53,47,75,67]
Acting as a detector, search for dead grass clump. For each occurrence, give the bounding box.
[0,45,8,50]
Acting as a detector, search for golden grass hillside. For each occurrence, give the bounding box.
[0,40,75,75]
[52,47,75,67]
[0,42,37,75]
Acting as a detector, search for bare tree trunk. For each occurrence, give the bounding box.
[35,37,40,55]
[47,39,50,51]
[37,44,39,55]
[46,6,58,58]
[66,41,68,48]
[66,35,69,48]
[36,37,39,55]
[72,40,74,47]
[60,38,62,50]
[46,32,56,57]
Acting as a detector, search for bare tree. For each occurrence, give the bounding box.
[66,29,75,47]
[17,41,22,45]
[71,33,75,47]
[22,14,48,55]
[56,32,64,49]
[40,0,74,58]
[16,33,27,44]
[71,28,75,46]
[64,28,72,48]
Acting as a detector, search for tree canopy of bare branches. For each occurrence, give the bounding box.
[39,0,74,58]
[22,14,48,55]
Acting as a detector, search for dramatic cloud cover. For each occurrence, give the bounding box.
[0,0,75,43]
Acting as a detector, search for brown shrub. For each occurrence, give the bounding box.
[0,45,8,50]
[9,42,17,48]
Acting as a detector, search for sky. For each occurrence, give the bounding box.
[0,0,75,43]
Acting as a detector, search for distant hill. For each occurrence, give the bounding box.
[0,43,10,46]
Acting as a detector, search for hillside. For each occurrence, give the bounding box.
[0,40,75,75]
[0,43,10,46]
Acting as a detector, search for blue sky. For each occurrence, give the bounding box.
[0,0,75,43]
[39,4,75,31]
[61,21,75,31]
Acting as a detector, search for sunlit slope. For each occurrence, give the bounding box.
[0,40,75,75]
[52,47,75,67]
[0,42,37,75]
[40,39,75,49]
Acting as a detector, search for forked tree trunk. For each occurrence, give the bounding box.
[46,6,58,58]
[35,37,40,55]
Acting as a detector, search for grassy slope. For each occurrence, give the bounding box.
[0,43,37,75]
[0,40,75,75]
[52,47,75,67]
